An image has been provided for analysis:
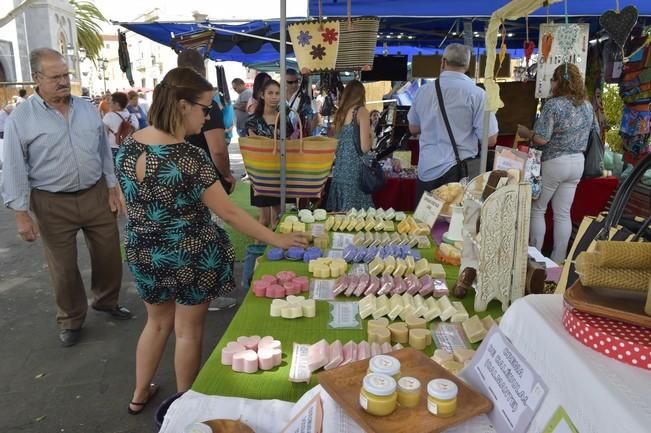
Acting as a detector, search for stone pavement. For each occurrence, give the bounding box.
[0,140,248,433]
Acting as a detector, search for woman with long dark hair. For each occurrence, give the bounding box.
[326,80,374,211]
[518,63,597,264]
[114,68,307,414]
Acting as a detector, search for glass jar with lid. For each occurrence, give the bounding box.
[367,354,401,380]
[427,378,458,418]
[359,373,398,416]
[397,376,421,407]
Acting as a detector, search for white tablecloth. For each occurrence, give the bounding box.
[162,295,651,433]
[500,295,651,433]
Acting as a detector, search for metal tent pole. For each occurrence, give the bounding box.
[279,0,288,215]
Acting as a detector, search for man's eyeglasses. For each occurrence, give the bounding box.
[192,101,213,116]
[286,80,299,85]
[37,71,72,82]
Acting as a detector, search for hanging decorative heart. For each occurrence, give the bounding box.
[599,5,639,49]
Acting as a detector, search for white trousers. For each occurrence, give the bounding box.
[530,153,584,264]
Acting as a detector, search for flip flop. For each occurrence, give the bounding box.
[127,383,160,415]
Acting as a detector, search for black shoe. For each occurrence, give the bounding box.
[59,329,81,347]
[92,305,133,320]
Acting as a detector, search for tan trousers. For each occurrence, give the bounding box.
[30,178,123,330]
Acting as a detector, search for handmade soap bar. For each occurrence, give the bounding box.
[357,341,371,360]
[368,256,384,276]
[314,234,330,250]
[232,350,260,373]
[312,264,330,279]
[368,327,391,345]
[355,218,367,232]
[481,315,496,331]
[453,348,475,363]
[432,348,454,364]
[359,303,375,320]
[380,233,392,246]
[365,217,377,232]
[364,275,381,295]
[270,299,287,317]
[367,317,389,330]
[409,328,430,350]
[388,294,404,321]
[221,341,246,365]
[414,258,430,278]
[440,360,464,375]
[324,216,335,231]
[462,315,487,344]
[346,217,358,232]
[307,339,330,372]
[324,340,343,370]
[405,256,416,275]
[438,296,456,322]
[450,301,469,323]
[405,314,427,330]
[393,258,407,277]
[430,263,446,280]
[382,256,396,276]
[372,295,390,319]
[341,340,358,366]
[281,305,303,319]
[292,222,306,232]
[423,297,441,322]
[302,299,316,318]
[332,215,343,231]
[388,322,409,344]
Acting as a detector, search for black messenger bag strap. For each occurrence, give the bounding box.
[435,78,467,178]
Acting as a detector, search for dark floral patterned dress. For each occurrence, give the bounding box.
[114,136,235,305]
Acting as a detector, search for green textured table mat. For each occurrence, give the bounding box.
[192,235,504,402]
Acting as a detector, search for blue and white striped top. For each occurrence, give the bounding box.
[1,91,116,211]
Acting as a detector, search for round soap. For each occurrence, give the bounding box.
[267,248,284,261]
[286,247,305,260]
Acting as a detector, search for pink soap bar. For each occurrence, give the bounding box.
[292,276,309,292]
[370,342,382,357]
[307,339,329,372]
[340,340,358,366]
[237,335,261,350]
[258,336,282,351]
[344,275,359,297]
[333,275,349,296]
[276,271,297,283]
[258,348,282,370]
[404,274,421,294]
[252,280,270,297]
[357,341,371,360]
[377,275,394,296]
[265,284,286,298]
[283,281,301,296]
[381,342,393,354]
[324,340,343,370]
[261,275,278,284]
[364,276,381,295]
[221,341,246,365]
[418,275,434,296]
[353,274,370,297]
[391,276,407,295]
[232,350,259,373]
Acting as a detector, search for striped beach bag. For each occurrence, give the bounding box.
[239,114,338,198]
[288,1,379,74]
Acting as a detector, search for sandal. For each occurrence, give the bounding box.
[127,383,160,415]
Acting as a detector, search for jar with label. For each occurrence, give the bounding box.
[397,376,421,407]
[359,373,398,416]
[367,354,401,380]
[427,378,458,417]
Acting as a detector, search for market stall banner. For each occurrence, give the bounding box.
[535,23,590,98]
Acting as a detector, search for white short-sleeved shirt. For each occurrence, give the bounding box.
[408,71,499,182]
[103,109,139,149]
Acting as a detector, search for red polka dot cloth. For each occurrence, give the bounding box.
[563,306,651,371]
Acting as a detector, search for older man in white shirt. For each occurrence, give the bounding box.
[408,43,499,202]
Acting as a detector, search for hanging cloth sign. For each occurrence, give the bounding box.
[535,23,589,98]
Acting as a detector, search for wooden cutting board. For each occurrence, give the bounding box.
[564,279,651,329]
[317,348,492,433]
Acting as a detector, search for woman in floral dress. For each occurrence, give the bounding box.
[114,67,307,415]
[326,80,374,211]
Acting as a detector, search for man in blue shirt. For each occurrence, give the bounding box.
[408,43,499,202]
[1,48,132,347]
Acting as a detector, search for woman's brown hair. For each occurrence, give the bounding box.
[551,63,587,107]
[333,80,366,132]
[148,67,214,136]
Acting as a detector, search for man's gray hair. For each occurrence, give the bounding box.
[443,43,471,69]
[30,48,64,74]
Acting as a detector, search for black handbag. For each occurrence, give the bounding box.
[352,108,385,194]
[583,126,605,178]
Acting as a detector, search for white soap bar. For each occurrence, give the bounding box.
[412,304,428,318]
[368,256,384,276]
[382,256,396,276]
[398,304,416,321]
[401,293,415,307]
[405,256,416,275]
[324,340,343,370]
[432,348,454,364]
[359,294,377,309]
[359,303,375,319]
[450,301,469,323]
[453,348,476,363]
[462,315,487,344]
[413,294,425,308]
[414,258,430,277]
[438,296,456,322]
[302,299,316,318]
[281,305,303,319]
[481,315,497,331]
[430,263,446,280]
[270,299,287,317]
[392,258,407,277]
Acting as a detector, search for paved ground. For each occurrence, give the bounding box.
[0,142,248,433]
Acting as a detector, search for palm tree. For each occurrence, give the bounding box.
[69,0,107,64]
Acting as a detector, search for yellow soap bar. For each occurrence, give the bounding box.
[481,315,496,331]
[359,304,375,319]
[278,221,293,233]
[383,221,395,232]
[407,235,419,248]
[401,293,414,307]
[388,322,409,344]
[441,360,464,375]
[380,233,392,246]
[314,234,330,250]
[450,301,469,323]
[390,232,402,244]
[367,317,389,330]
[423,298,441,322]
[413,223,431,236]
[430,263,446,280]
[462,315,487,344]
[355,218,367,232]
[368,256,385,276]
[414,258,430,277]
[352,232,365,246]
[332,215,344,231]
[438,296,456,322]
[405,256,415,275]
[346,217,358,232]
[392,258,407,277]
[292,222,306,232]
[397,218,411,234]
[405,314,427,330]
[408,328,430,350]
[453,348,476,363]
[364,231,375,247]
[416,236,431,249]
[347,208,358,218]
[368,327,391,344]
[312,264,330,279]
[382,256,396,276]
[359,294,377,310]
[413,294,425,308]
[432,349,454,364]
[374,218,386,232]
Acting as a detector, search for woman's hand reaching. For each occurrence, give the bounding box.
[273,232,310,249]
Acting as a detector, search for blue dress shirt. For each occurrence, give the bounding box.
[2,91,116,211]
[408,71,499,182]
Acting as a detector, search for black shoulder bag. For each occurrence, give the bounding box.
[352,108,385,194]
[435,78,468,180]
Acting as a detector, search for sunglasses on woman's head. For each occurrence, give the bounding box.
[192,101,212,116]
